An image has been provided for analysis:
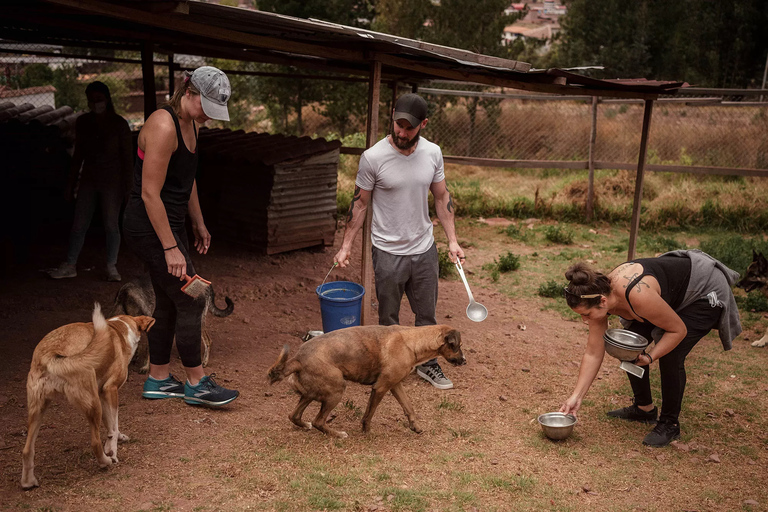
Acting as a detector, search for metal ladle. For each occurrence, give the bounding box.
[455,261,488,322]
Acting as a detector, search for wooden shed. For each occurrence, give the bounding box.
[197,128,341,255]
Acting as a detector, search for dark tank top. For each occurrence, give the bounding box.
[625,256,692,322]
[123,106,197,235]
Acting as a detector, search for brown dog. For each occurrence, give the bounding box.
[267,324,465,438]
[737,250,768,347]
[21,304,155,489]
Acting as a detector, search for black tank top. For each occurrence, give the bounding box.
[625,256,692,321]
[123,106,198,235]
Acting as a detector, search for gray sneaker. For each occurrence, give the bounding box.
[48,263,76,279]
[416,363,454,390]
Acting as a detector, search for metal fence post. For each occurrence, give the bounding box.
[586,96,598,221]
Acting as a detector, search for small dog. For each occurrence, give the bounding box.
[111,274,234,372]
[21,304,155,489]
[737,250,768,347]
[267,324,465,438]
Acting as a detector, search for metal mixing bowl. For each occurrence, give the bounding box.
[604,329,649,348]
[604,339,645,361]
[537,412,577,440]
[603,329,649,362]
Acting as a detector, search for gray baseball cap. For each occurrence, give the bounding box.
[190,66,231,121]
[393,93,428,127]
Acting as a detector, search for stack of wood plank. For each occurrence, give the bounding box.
[198,128,341,255]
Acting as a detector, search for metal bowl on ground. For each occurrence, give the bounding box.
[537,412,577,440]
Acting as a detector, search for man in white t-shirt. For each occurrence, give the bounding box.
[333,93,465,390]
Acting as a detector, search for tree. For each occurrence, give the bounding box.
[555,0,768,87]
[372,0,431,39]
[425,0,524,155]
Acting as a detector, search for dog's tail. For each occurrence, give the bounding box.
[267,344,298,384]
[44,303,110,374]
[209,286,234,318]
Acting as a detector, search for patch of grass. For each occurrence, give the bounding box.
[503,223,531,242]
[538,279,563,298]
[700,234,768,274]
[343,399,362,417]
[639,235,687,254]
[448,427,473,439]
[438,248,456,279]
[544,225,574,245]
[735,291,768,312]
[497,251,521,272]
[437,397,465,412]
[381,487,429,512]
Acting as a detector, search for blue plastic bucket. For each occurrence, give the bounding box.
[315,281,366,333]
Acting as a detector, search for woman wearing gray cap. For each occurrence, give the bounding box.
[123,66,239,408]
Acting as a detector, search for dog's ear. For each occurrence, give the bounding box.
[443,328,461,348]
[134,316,156,332]
[758,252,768,273]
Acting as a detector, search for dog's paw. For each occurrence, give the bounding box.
[98,455,114,468]
[335,430,348,439]
[117,433,130,443]
[751,338,767,347]
[410,423,423,434]
[20,475,39,490]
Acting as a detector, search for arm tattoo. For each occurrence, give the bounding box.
[446,193,454,214]
[633,280,651,293]
[346,186,361,224]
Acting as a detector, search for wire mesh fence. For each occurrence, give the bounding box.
[2,42,767,170]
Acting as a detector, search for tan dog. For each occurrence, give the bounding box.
[21,304,155,489]
[267,324,465,438]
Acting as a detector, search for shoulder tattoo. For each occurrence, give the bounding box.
[622,272,640,288]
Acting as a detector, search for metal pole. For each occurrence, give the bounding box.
[761,52,768,102]
[627,99,655,261]
[361,59,381,325]
[140,42,157,120]
[586,96,598,221]
[167,53,175,98]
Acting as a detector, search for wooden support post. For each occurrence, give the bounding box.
[361,59,381,325]
[586,96,598,221]
[141,42,157,120]
[627,99,655,261]
[167,53,175,98]
[389,80,398,135]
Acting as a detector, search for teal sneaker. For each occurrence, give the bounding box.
[184,375,239,407]
[142,374,185,399]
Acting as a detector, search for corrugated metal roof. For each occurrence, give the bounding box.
[2,0,687,99]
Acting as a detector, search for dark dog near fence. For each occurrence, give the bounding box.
[267,324,466,438]
[110,274,234,372]
[736,250,768,347]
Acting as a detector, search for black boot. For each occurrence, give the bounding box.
[642,420,681,447]
[606,404,658,423]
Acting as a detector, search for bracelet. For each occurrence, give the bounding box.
[644,352,653,364]
[163,244,178,251]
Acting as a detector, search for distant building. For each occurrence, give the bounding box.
[502,0,565,49]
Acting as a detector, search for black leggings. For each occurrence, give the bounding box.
[624,298,721,424]
[124,229,205,367]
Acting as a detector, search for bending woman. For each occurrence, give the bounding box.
[123,66,238,408]
[560,250,741,447]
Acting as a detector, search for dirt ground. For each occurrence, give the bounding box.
[1,221,766,512]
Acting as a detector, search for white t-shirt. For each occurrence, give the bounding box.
[356,136,445,255]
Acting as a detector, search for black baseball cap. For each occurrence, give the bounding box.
[393,93,428,127]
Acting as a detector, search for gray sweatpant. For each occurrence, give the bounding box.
[372,242,439,365]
